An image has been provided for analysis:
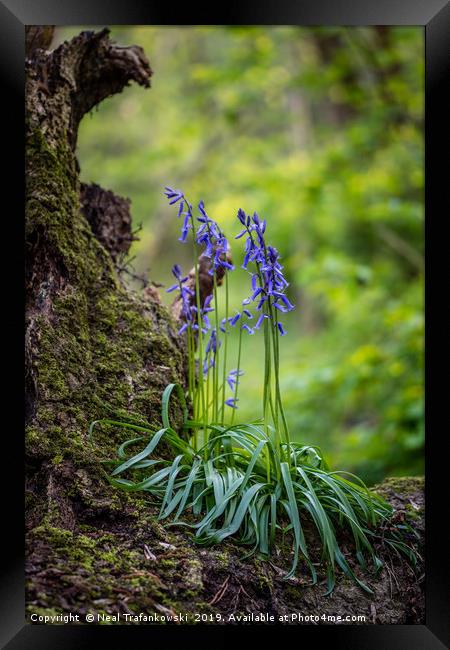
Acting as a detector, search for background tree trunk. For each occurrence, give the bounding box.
[25,28,424,625]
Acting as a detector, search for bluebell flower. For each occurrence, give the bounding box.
[203,327,223,376]
[172,264,182,278]
[234,208,295,336]
[229,312,241,327]
[203,356,215,375]
[229,307,253,332]
[273,292,294,311]
[205,328,219,356]
[251,287,263,301]
[241,237,254,269]
[164,187,184,205]
[254,313,269,330]
[226,369,244,390]
[237,208,246,226]
[225,397,239,409]
[179,212,192,242]
[166,264,188,293]
[164,188,194,243]
[203,294,214,313]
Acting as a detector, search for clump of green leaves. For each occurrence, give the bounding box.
[91,384,416,595]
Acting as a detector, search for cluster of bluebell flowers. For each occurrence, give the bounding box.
[164,189,241,426]
[164,187,295,444]
[164,187,234,276]
[234,209,294,336]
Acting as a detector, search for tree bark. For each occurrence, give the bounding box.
[25,28,424,625]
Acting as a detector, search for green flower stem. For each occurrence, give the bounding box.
[203,355,211,457]
[262,313,273,482]
[244,246,279,479]
[231,323,243,426]
[207,382,223,412]
[187,326,194,405]
[220,272,230,424]
[262,311,271,421]
[180,279,197,449]
[245,225,287,462]
[270,305,290,448]
[189,225,207,451]
[250,255,277,443]
[268,302,280,437]
[213,273,220,423]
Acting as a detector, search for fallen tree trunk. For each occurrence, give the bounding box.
[25,27,424,625]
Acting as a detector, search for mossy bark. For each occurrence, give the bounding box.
[25,26,186,581]
[25,28,424,625]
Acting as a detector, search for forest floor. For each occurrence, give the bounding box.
[26,476,424,625]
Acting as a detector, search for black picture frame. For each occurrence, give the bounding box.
[2,0,448,647]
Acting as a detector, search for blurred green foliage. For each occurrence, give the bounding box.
[56,26,424,484]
